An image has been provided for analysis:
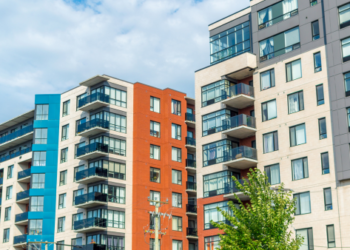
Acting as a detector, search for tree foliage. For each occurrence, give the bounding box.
[211,168,304,250]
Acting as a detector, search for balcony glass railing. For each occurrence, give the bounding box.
[0,147,32,163]
[204,146,257,167]
[72,245,107,250]
[206,179,246,197]
[0,125,34,145]
[0,198,2,206]
[74,192,107,206]
[222,114,256,131]
[0,177,3,185]
[186,181,197,191]
[259,9,298,30]
[15,212,29,222]
[185,137,196,146]
[185,113,195,122]
[186,204,197,213]
[77,119,109,134]
[73,218,107,231]
[16,190,30,201]
[76,167,107,182]
[186,159,196,168]
[14,235,27,245]
[227,83,254,99]
[76,142,109,158]
[18,168,31,180]
[78,93,110,109]
[187,227,198,236]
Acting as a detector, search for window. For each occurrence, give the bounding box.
[251,140,256,148]
[172,170,182,185]
[294,192,311,215]
[7,165,13,179]
[30,197,44,211]
[292,157,308,180]
[319,118,327,139]
[296,228,314,250]
[95,209,125,228]
[73,189,84,205]
[35,104,49,120]
[150,145,160,160]
[172,216,182,231]
[342,37,350,62]
[262,99,277,121]
[260,27,300,62]
[103,86,127,108]
[250,110,255,117]
[260,69,275,90]
[172,193,182,208]
[34,128,48,144]
[61,124,69,141]
[29,219,43,235]
[74,165,85,181]
[327,225,336,248]
[172,240,183,250]
[324,188,333,211]
[314,52,322,72]
[58,193,66,209]
[150,191,160,206]
[71,238,83,248]
[316,84,324,105]
[203,171,239,197]
[57,217,65,232]
[265,164,280,185]
[75,117,86,134]
[3,229,9,243]
[150,167,160,183]
[72,213,83,226]
[171,99,181,116]
[345,73,350,96]
[263,131,279,153]
[76,93,87,110]
[258,0,298,30]
[4,207,11,221]
[90,111,126,133]
[290,124,306,147]
[150,213,160,230]
[201,80,232,107]
[89,160,126,180]
[321,152,330,174]
[339,3,350,29]
[286,59,302,82]
[59,170,67,186]
[203,139,239,166]
[62,100,70,116]
[6,186,12,200]
[33,151,46,166]
[57,241,64,250]
[150,96,160,113]
[312,20,320,40]
[202,109,233,136]
[60,148,68,163]
[32,173,45,188]
[150,239,161,250]
[288,91,304,114]
[205,236,220,250]
[172,147,182,162]
[210,21,250,64]
[204,201,234,229]
[150,121,160,138]
[171,124,181,140]
[75,142,85,158]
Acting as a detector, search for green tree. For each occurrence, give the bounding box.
[211,168,303,250]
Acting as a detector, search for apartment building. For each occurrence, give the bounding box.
[0,75,197,250]
[194,0,350,249]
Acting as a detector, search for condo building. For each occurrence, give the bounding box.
[194,0,350,249]
[0,75,197,250]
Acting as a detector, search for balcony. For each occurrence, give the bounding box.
[221,114,256,139]
[0,125,34,151]
[17,169,31,183]
[74,192,107,208]
[0,147,32,164]
[258,9,298,30]
[72,245,107,250]
[186,204,197,216]
[221,83,254,109]
[205,180,250,201]
[16,190,30,204]
[186,181,197,194]
[77,119,109,137]
[186,228,198,239]
[73,218,107,233]
[15,212,29,225]
[13,235,27,247]
[78,92,110,112]
[185,137,196,151]
[76,167,108,185]
[185,113,195,128]
[76,142,109,160]
[185,159,196,172]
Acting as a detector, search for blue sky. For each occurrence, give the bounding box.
[0,0,249,123]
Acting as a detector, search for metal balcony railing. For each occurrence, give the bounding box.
[76,142,109,158]
[78,93,109,109]
[186,204,197,213]
[204,146,257,167]
[187,227,198,236]
[185,137,196,146]
[185,113,195,122]
[186,159,196,168]
[222,114,256,131]
[186,181,197,191]
[75,167,107,182]
[77,119,109,134]
[73,218,107,231]
[74,192,107,206]
[18,169,31,180]
[0,147,32,163]
[0,125,34,145]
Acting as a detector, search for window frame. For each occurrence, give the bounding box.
[311,20,320,40]
[4,206,11,221]
[326,224,336,248]
[171,147,182,162]
[30,196,44,212]
[6,185,13,200]
[341,37,350,63]
[61,124,69,141]
[150,167,160,183]
[171,99,181,116]
[172,192,182,208]
[33,151,46,166]
[29,219,43,235]
[172,216,182,231]
[34,128,48,144]
[171,123,182,140]
[294,192,311,215]
[323,187,333,211]
[339,3,350,29]
[316,84,324,105]
[3,228,10,243]
[264,163,280,185]
[318,117,327,139]
[60,148,68,163]
[35,104,49,120]
[260,68,275,90]
[321,152,330,175]
[172,169,182,185]
[291,157,309,181]
[289,123,306,147]
[150,144,161,160]
[286,59,302,82]
[150,121,161,138]
[150,96,160,113]
[59,170,67,186]
[263,131,279,153]
[57,217,65,233]
[287,90,304,114]
[32,173,45,189]
[296,228,314,249]
[261,99,277,122]
[7,165,13,179]
[62,100,70,117]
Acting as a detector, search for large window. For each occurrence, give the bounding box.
[260,27,300,62]
[312,20,320,40]
[76,93,87,110]
[321,152,330,174]
[4,207,11,221]
[150,145,160,160]
[327,225,336,248]
[74,165,85,181]
[3,229,9,243]
[294,192,311,215]
[171,147,182,162]
[203,139,239,166]
[296,228,314,250]
[90,136,126,156]
[29,219,43,235]
[258,0,298,29]
[201,80,231,107]
[262,99,277,121]
[58,193,66,209]
[265,164,280,185]
[339,3,350,29]
[57,241,64,250]
[7,165,13,179]
[286,59,302,82]
[203,171,240,197]
[342,37,350,62]
[263,131,278,153]
[171,99,181,116]
[35,104,49,120]
[319,118,327,139]
[260,69,275,90]
[316,84,324,105]
[87,184,126,204]
[172,216,182,231]
[210,21,250,64]
[171,124,181,140]
[150,121,160,138]
[324,188,333,211]
[91,86,127,108]
[150,191,160,206]
[288,91,304,114]
[60,148,68,163]
[30,197,44,211]
[34,128,47,144]
[292,157,308,180]
[62,100,70,117]
[150,167,160,183]
[172,240,183,250]
[204,201,234,229]
[202,109,233,136]
[73,189,84,205]
[59,170,67,186]
[205,236,220,250]
[33,151,46,166]
[6,186,12,200]
[345,72,350,96]
[290,124,306,147]
[172,193,182,208]
[314,52,322,72]
[90,111,127,133]
[32,174,45,188]
[89,159,126,180]
[150,96,160,113]
[57,217,65,233]
[172,170,182,185]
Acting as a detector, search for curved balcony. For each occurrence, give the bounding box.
[186,204,197,216]
[74,192,107,208]
[76,142,109,160]
[221,83,254,109]
[16,190,30,204]
[222,114,256,139]
[78,93,110,112]
[185,137,196,151]
[77,119,109,137]
[15,212,29,225]
[185,113,196,128]
[17,169,31,183]
[75,167,108,185]
[73,218,107,233]
[0,125,34,152]
[13,235,27,247]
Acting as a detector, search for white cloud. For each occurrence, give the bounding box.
[0,0,249,122]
